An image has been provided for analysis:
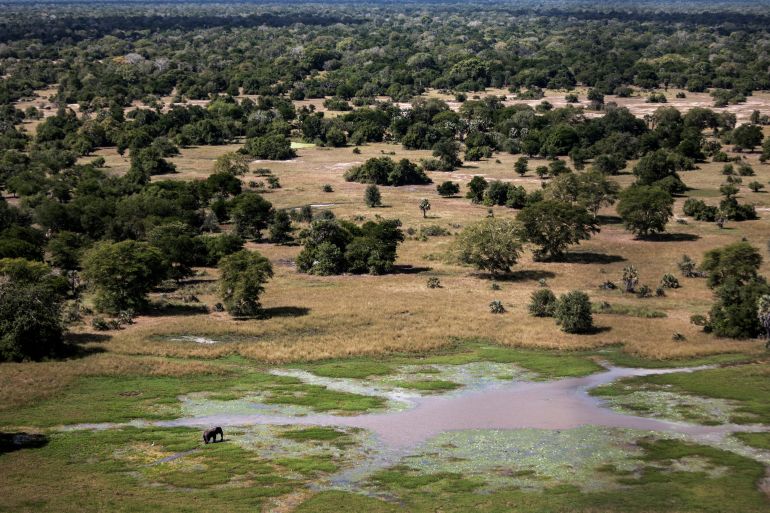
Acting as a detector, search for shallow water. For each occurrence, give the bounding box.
[156,365,766,448]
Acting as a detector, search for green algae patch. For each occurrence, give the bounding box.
[590,385,739,425]
[392,379,461,392]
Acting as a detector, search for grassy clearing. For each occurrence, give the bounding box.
[0,428,301,513]
[592,302,667,318]
[590,363,770,424]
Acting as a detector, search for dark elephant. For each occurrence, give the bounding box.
[203,426,224,444]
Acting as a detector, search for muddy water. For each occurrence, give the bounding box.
[155,365,765,448]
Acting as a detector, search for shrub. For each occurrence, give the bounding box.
[660,274,680,289]
[242,134,296,160]
[748,181,764,192]
[437,181,460,197]
[322,184,334,193]
[622,265,639,292]
[528,288,557,317]
[555,291,594,333]
[637,284,653,298]
[345,157,430,186]
[489,300,506,314]
[690,314,708,327]
[427,277,441,289]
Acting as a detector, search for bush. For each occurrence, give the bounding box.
[660,274,680,289]
[437,181,460,197]
[528,288,557,317]
[555,291,594,333]
[637,284,653,298]
[489,300,506,314]
[427,277,441,289]
[322,184,334,193]
[617,185,673,237]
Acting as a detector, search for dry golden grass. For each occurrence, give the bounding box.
[0,353,226,411]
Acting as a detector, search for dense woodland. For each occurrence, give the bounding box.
[2,1,770,361]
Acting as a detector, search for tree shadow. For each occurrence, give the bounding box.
[262,306,311,318]
[559,252,626,264]
[492,270,557,282]
[596,214,623,225]
[582,326,612,335]
[146,303,210,317]
[0,433,49,454]
[392,265,432,274]
[640,232,700,242]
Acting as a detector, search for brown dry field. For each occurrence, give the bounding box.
[5,89,770,409]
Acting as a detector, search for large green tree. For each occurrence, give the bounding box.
[617,186,673,237]
[516,200,599,260]
[218,249,274,317]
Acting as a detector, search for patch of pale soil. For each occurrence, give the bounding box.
[252,159,302,164]
[264,489,314,513]
[325,162,361,170]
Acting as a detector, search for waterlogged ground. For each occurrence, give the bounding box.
[4,349,770,512]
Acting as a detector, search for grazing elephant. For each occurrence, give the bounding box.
[203,426,224,444]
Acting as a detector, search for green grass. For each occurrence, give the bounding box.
[264,382,386,412]
[393,380,461,392]
[275,455,339,475]
[0,367,385,428]
[0,428,299,513]
[304,361,395,379]
[591,363,770,424]
[280,427,349,442]
[598,350,753,369]
[733,432,770,450]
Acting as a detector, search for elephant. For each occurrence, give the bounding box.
[203,426,224,444]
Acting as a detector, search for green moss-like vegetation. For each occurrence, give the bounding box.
[275,455,339,475]
[297,439,769,513]
[599,350,752,369]
[280,427,349,442]
[305,361,395,379]
[393,379,461,392]
[264,382,386,412]
[591,364,770,424]
[733,432,770,450]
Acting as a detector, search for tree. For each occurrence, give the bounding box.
[437,181,460,197]
[419,198,431,218]
[466,176,488,203]
[757,295,770,346]
[516,200,599,260]
[701,242,762,289]
[632,150,683,191]
[364,184,382,207]
[214,152,250,176]
[617,186,673,237]
[454,218,522,275]
[82,240,167,313]
[545,172,619,215]
[47,231,88,271]
[147,222,200,281]
[592,154,626,175]
[231,192,274,240]
[514,157,529,176]
[731,124,763,151]
[700,242,769,339]
[218,250,273,317]
[555,290,594,333]
[0,283,64,362]
[269,210,293,243]
[432,139,461,170]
